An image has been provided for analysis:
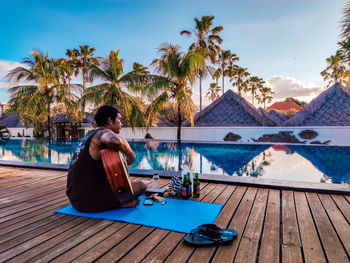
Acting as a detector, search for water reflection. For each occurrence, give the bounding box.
[0,139,349,184]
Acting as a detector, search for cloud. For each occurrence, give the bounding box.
[265,75,324,101]
[0,60,23,82]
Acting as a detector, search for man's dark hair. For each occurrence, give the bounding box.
[94,105,120,126]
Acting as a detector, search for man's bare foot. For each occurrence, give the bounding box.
[120,199,140,208]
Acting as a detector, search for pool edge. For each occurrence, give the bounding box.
[0,161,349,195]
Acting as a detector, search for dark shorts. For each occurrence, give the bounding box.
[70,189,143,213]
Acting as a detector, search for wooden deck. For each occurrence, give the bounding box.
[0,167,349,263]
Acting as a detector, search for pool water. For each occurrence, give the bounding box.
[0,139,349,185]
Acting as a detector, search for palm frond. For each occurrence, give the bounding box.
[145,91,169,128]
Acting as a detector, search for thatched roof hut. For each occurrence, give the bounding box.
[182,90,275,127]
[284,83,350,126]
[267,101,302,113]
[258,108,286,126]
[152,115,175,127]
[0,113,29,128]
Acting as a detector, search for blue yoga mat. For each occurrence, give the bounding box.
[55,195,223,233]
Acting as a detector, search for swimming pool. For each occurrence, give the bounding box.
[0,139,349,185]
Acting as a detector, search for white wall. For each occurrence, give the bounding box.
[7,128,34,138]
[115,126,350,146]
[16,126,348,146]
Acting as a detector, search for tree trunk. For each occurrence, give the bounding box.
[199,78,202,111]
[47,102,51,140]
[81,73,86,121]
[222,65,225,95]
[177,103,182,141]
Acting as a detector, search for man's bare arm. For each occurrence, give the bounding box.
[91,130,136,165]
[101,130,136,165]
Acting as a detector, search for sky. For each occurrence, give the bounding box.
[0,0,347,107]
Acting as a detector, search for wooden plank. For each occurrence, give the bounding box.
[0,217,88,262]
[0,176,65,199]
[0,189,67,218]
[95,226,154,263]
[235,237,260,263]
[26,220,114,263]
[6,219,99,263]
[258,189,280,263]
[0,200,69,235]
[186,185,243,263]
[294,191,326,263]
[344,195,350,203]
[71,224,140,263]
[306,192,349,263]
[119,229,169,263]
[234,188,269,263]
[0,214,73,253]
[211,187,258,263]
[0,195,67,224]
[0,214,66,247]
[319,194,350,256]
[140,231,184,263]
[0,184,66,209]
[0,174,66,196]
[282,190,301,246]
[332,194,350,223]
[50,222,129,263]
[282,244,303,263]
[164,183,223,263]
[0,171,64,189]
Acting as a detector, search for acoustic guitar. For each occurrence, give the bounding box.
[101,149,134,195]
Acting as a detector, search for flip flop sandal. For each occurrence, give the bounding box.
[197,224,238,238]
[184,227,236,247]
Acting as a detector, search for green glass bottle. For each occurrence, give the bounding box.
[181,174,188,199]
[186,173,192,197]
[193,173,200,198]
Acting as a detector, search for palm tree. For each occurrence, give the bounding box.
[340,1,350,39]
[146,43,205,141]
[256,86,274,109]
[206,82,221,102]
[84,50,147,128]
[246,76,265,106]
[180,15,223,111]
[216,50,239,94]
[6,50,75,138]
[321,50,348,86]
[228,65,250,96]
[66,45,99,119]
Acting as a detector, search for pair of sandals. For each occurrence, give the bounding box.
[184,224,237,247]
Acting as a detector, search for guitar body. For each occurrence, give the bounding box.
[101,149,134,195]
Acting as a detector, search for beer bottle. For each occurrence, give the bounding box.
[181,174,188,199]
[193,173,200,198]
[186,172,192,197]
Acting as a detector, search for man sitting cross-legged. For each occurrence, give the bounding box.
[66,105,147,212]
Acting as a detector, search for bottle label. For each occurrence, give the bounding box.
[181,186,187,197]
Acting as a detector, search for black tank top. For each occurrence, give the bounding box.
[66,129,116,211]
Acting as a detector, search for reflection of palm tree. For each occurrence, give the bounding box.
[145,140,161,152]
